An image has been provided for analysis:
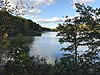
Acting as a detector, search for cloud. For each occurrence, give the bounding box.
[73,0,95,4]
[73,0,95,8]
[35,17,66,23]
[1,0,55,15]
[31,0,54,7]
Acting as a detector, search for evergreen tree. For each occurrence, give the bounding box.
[57,3,100,75]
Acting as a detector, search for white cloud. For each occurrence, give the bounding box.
[35,17,66,23]
[1,0,55,15]
[31,0,54,7]
[73,0,95,8]
[30,9,41,14]
[73,0,94,4]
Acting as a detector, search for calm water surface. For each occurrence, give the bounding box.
[30,32,66,63]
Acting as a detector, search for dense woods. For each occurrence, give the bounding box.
[0,10,43,37]
[0,0,100,75]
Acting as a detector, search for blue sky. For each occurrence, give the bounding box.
[6,0,100,28]
[24,0,77,28]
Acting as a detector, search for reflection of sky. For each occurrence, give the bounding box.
[29,32,89,64]
[30,32,65,64]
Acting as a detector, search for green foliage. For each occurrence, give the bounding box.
[3,34,33,75]
[57,16,82,62]
[57,3,100,75]
[0,10,43,36]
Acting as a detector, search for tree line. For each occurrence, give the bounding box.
[0,10,45,37]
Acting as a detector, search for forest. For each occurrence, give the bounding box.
[0,0,100,75]
[0,9,53,37]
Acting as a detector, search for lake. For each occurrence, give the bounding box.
[30,32,66,64]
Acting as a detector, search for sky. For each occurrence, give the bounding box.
[2,0,100,28]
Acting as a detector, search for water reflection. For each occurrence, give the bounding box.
[30,32,66,64]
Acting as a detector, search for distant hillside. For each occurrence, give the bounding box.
[0,10,51,36]
[42,27,52,31]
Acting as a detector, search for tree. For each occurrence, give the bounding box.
[57,3,100,75]
[0,0,42,63]
[4,34,33,75]
[57,15,83,75]
[0,0,15,63]
[75,3,100,74]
